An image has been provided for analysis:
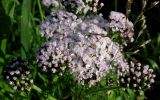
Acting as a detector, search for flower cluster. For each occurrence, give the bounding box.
[38,9,129,86]
[41,0,104,14]
[3,58,33,91]
[41,0,59,7]
[76,15,109,35]
[39,0,155,89]
[40,10,81,38]
[36,40,70,75]
[40,10,109,39]
[67,34,129,86]
[109,11,134,44]
[62,0,104,14]
[119,61,156,93]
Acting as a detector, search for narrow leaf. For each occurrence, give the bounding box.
[20,0,31,58]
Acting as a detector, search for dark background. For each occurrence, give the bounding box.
[99,0,160,37]
[99,0,160,100]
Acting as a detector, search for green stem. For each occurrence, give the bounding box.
[86,86,121,95]
[32,84,42,93]
[37,0,44,21]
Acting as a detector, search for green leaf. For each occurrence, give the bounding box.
[38,73,49,84]
[127,89,135,100]
[52,75,59,83]
[87,86,120,95]
[20,0,32,58]
[0,57,4,64]
[2,0,11,14]
[99,78,106,86]
[147,59,159,70]
[0,80,14,93]
[57,84,62,99]
[32,84,42,93]
[37,0,45,21]
[47,95,57,100]
[109,90,116,100]
[116,96,123,100]
[8,2,16,19]
[1,39,7,55]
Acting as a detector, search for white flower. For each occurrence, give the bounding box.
[37,40,70,75]
[61,0,103,14]
[119,61,155,92]
[135,71,141,77]
[38,10,129,86]
[66,30,128,86]
[150,79,155,83]
[109,11,134,44]
[40,10,81,38]
[133,84,137,87]
[3,58,33,91]
[13,86,17,90]
[9,81,13,85]
[42,0,59,7]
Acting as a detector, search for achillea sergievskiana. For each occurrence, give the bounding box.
[39,0,155,89]
[38,10,129,86]
[39,1,137,86]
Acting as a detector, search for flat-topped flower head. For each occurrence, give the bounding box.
[3,57,33,91]
[68,34,129,86]
[41,0,104,14]
[40,10,109,39]
[39,10,129,86]
[40,10,81,39]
